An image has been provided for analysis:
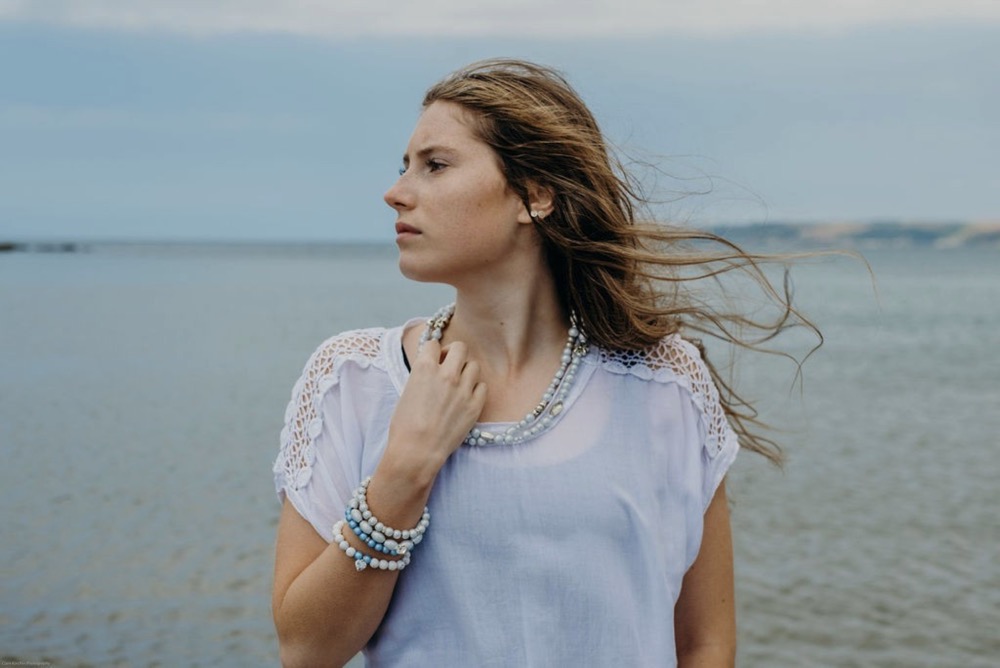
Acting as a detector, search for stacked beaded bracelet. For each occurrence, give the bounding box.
[333,520,412,572]
[347,476,430,555]
[335,476,431,572]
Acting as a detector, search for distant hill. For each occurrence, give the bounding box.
[704,221,1000,250]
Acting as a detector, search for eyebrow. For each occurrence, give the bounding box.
[401,144,458,166]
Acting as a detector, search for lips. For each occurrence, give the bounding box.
[395,222,420,235]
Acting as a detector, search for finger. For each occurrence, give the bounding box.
[416,337,441,365]
[439,341,468,372]
[460,360,481,387]
[470,381,488,409]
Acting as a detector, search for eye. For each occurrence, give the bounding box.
[427,159,446,173]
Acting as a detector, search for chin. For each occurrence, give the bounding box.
[397,256,439,283]
[397,254,462,286]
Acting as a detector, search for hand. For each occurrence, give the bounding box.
[384,339,487,481]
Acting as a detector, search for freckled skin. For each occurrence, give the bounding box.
[384,101,535,287]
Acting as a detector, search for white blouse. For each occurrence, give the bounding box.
[273,318,739,667]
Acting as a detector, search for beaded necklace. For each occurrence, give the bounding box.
[419,303,589,446]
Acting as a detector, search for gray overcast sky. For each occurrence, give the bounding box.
[0,1,997,242]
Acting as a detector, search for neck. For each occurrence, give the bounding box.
[416,285,588,446]
[444,276,566,375]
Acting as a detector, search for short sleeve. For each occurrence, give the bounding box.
[272,329,384,540]
[669,338,740,509]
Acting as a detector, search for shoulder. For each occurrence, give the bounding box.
[285,325,404,409]
[275,324,403,494]
[596,334,731,448]
[597,335,738,491]
[596,333,710,388]
[304,326,390,375]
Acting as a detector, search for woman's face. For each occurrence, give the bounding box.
[384,101,532,285]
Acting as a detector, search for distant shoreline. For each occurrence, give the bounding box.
[705,221,1000,250]
[0,239,399,257]
[3,221,999,253]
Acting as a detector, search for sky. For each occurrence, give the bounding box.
[0,1,997,242]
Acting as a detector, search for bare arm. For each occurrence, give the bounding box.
[674,479,737,668]
[272,494,410,667]
[271,339,486,667]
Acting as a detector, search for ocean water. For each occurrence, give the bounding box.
[1,244,997,667]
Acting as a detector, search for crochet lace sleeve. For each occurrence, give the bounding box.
[272,329,383,504]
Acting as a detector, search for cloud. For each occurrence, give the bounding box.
[2,0,999,38]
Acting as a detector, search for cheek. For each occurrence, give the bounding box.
[466,178,521,223]
[438,185,502,229]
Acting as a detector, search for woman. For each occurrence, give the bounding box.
[272,59,809,667]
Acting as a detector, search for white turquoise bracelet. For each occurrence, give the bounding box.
[345,508,414,556]
[333,520,412,572]
[348,476,430,556]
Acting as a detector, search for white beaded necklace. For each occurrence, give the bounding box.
[418,303,589,446]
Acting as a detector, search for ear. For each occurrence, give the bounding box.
[517,181,555,225]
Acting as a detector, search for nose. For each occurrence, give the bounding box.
[383,174,412,212]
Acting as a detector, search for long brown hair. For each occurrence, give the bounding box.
[424,59,821,466]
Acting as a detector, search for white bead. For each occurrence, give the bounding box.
[350,509,363,523]
[388,560,398,571]
[360,521,373,534]
[385,539,399,552]
[393,529,402,539]
[346,547,356,558]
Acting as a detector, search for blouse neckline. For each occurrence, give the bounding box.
[382,317,598,446]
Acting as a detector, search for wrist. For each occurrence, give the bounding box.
[367,458,438,530]
[378,434,448,493]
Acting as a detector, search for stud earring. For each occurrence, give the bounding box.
[530,210,540,220]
